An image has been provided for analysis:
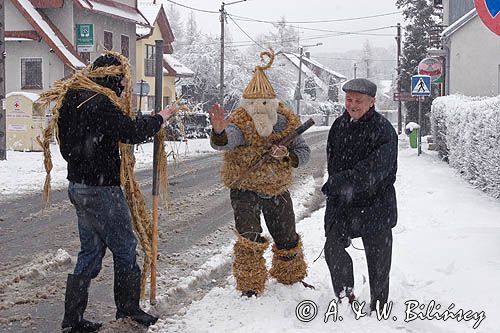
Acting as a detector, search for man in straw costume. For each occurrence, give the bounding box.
[38,51,176,332]
[208,49,311,297]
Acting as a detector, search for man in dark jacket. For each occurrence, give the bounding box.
[57,53,176,332]
[321,78,398,312]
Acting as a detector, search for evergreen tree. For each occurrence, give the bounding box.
[396,0,440,134]
[185,11,200,46]
[304,76,317,100]
[268,17,298,53]
[166,4,184,51]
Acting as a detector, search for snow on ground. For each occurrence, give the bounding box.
[149,139,500,333]
[0,139,215,199]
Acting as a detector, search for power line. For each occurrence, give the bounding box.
[227,13,395,35]
[310,55,396,62]
[227,14,267,50]
[175,29,395,49]
[164,0,219,14]
[228,10,402,24]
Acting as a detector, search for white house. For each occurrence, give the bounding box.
[5,0,149,94]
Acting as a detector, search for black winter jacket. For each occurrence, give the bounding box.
[321,107,398,238]
[58,90,163,186]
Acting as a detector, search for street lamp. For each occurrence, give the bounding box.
[296,42,322,115]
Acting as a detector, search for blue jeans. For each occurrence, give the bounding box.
[68,182,139,278]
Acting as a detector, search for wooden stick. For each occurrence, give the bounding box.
[150,195,159,304]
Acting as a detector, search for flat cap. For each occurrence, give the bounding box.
[342,78,377,97]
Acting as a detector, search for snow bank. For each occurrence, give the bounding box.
[430,95,500,198]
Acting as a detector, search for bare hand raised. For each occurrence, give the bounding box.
[158,105,177,123]
[208,104,230,134]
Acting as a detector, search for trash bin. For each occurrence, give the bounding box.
[405,122,420,149]
[6,92,46,151]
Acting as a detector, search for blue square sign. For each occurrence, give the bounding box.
[411,75,431,96]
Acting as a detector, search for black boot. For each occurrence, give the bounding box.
[61,274,102,333]
[114,268,158,326]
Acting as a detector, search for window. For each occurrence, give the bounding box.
[21,58,43,89]
[163,96,170,109]
[146,96,155,111]
[104,31,113,50]
[121,35,129,58]
[144,44,155,76]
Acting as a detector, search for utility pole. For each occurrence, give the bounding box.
[396,23,402,134]
[150,39,164,304]
[219,0,247,110]
[353,63,357,79]
[219,3,225,108]
[296,47,303,115]
[296,42,322,116]
[365,59,370,78]
[0,0,6,160]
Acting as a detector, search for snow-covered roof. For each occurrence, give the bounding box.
[12,0,86,69]
[280,53,329,93]
[75,0,149,26]
[293,53,347,80]
[136,1,174,45]
[138,1,159,26]
[5,37,33,42]
[442,8,478,38]
[163,54,194,78]
[136,1,160,37]
[7,92,40,102]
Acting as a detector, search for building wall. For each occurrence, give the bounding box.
[5,2,65,93]
[5,1,138,94]
[136,21,176,112]
[448,16,500,96]
[74,8,137,80]
[44,0,75,44]
[6,41,65,93]
[449,0,474,26]
[4,0,32,30]
[442,0,474,26]
[117,0,137,9]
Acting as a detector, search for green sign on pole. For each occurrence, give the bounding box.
[76,24,94,52]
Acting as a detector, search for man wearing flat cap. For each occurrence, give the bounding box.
[321,78,398,313]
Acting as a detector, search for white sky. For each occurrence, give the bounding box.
[161,0,403,53]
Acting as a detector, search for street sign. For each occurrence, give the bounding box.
[474,0,500,36]
[418,57,443,83]
[393,92,418,102]
[76,24,94,52]
[133,80,150,96]
[411,75,431,97]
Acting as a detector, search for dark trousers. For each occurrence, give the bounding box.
[68,182,139,278]
[230,189,299,250]
[324,226,392,310]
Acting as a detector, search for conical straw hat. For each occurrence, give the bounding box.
[242,49,276,99]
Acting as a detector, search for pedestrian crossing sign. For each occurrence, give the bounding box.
[411,75,431,96]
